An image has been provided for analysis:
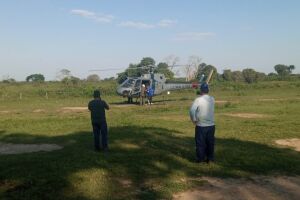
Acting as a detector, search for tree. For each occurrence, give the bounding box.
[274,64,295,76]
[140,57,156,67]
[56,69,71,81]
[242,68,258,83]
[117,57,157,83]
[164,55,180,68]
[267,72,278,81]
[268,72,277,76]
[26,74,45,82]
[126,64,140,77]
[2,78,16,83]
[222,70,233,81]
[104,77,115,81]
[139,57,156,75]
[289,65,295,72]
[87,74,100,82]
[154,62,174,79]
[62,76,81,85]
[2,75,16,83]
[256,72,266,81]
[184,56,201,81]
[196,63,218,82]
[231,71,243,82]
[117,72,128,84]
[116,63,140,84]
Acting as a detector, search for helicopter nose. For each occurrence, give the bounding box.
[116,87,123,95]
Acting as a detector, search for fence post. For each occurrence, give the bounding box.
[19,93,22,100]
[46,91,48,99]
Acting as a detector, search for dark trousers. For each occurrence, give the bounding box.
[195,125,215,162]
[148,96,153,104]
[92,122,108,150]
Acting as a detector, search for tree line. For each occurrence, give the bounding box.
[116,57,297,84]
[1,58,297,84]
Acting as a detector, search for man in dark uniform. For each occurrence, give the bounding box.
[88,90,109,152]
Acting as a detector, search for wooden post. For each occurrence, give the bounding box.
[45,92,48,99]
[19,93,22,100]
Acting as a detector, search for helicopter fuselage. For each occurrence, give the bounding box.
[116,73,197,98]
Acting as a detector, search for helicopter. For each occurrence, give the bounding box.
[116,66,214,103]
[90,65,214,103]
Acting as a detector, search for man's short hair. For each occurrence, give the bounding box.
[93,90,101,98]
[200,83,209,93]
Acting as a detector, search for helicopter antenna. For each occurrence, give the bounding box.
[206,69,214,84]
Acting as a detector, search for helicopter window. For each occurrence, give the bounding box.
[135,80,141,87]
[122,79,135,87]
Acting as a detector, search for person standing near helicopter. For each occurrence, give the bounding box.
[146,85,154,105]
[140,84,146,106]
[190,83,215,163]
[88,90,110,152]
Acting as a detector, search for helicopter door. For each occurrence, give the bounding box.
[141,80,151,88]
[133,79,141,94]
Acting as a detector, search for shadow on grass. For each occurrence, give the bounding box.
[1,126,300,199]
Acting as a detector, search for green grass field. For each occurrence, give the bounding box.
[0,81,300,199]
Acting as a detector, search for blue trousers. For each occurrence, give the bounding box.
[195,125,215,162]
[92,122,108,150]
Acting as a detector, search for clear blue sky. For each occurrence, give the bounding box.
[0,0,299,80]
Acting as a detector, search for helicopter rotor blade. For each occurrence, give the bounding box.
[89,65,154,72]
[89,67,125,72]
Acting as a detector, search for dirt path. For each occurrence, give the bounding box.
[0,143,63,155]
[221,113,271,119]
[275,138,300,152]
[173,176,300,200]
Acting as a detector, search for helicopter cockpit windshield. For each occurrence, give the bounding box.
[122,78,136,88]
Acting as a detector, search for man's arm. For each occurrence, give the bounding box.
[88,101,92,111]
[103,101,109,110]
[189,100,199,124]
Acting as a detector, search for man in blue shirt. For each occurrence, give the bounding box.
[146,86,154,105]
[88,90,109,152]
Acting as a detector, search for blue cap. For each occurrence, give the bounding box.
[200,83,209,93]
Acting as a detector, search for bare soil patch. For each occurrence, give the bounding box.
[60,107,88,113]
[173,176,300,200]
[222,113,270,119]
[259,98,300,102]
[0,143,63,155]
[0,110,11,114]
[33,109,46,113]
[259,98,283,101]
[275,138,300,152]
[111,104,137,108]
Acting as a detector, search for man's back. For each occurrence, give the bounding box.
[88,99,109,123]
[190,94,215,127]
